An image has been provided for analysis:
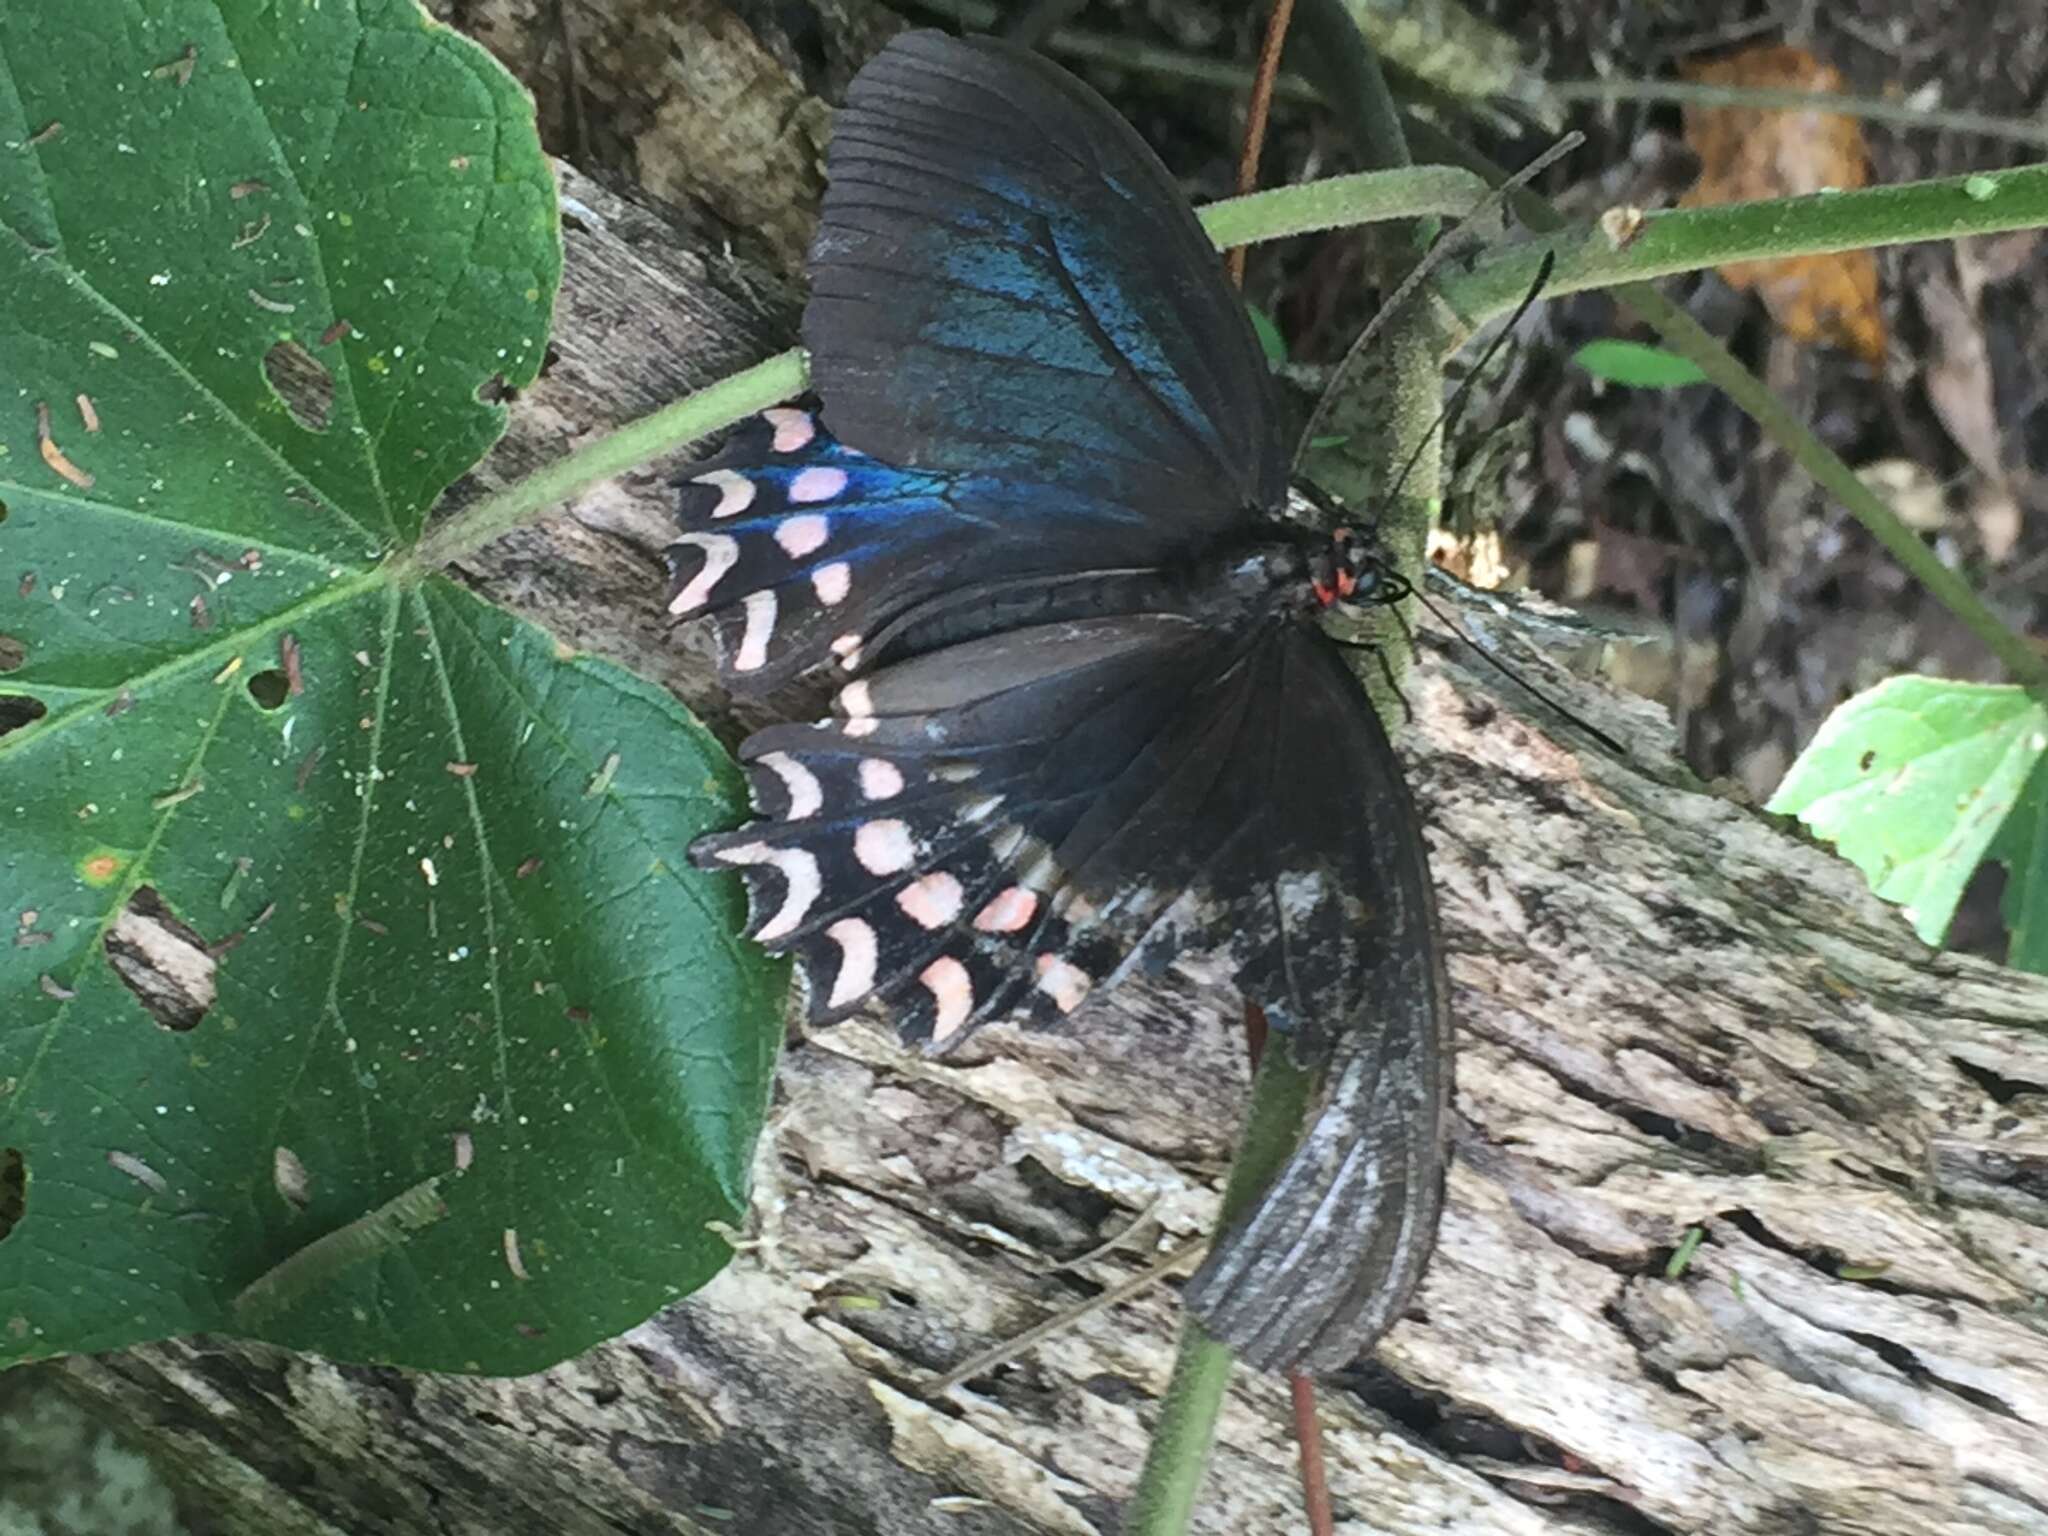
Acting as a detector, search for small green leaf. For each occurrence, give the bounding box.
[1767,678,2048,949]
[0,0,781,1373]
[1665,1226,1705,1279]
[1247,303,1287,369]
[1572,339,1708,389]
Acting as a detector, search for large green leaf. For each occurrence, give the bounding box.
[0,0,782,1372]
[1767,677,2048,955]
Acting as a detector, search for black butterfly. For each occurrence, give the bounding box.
[672,30,1449,1373]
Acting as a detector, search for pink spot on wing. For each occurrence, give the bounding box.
[854,819,916,875]
[858,758,904,800]
[764,407,816,454]
[974,887,1037,934]
[775,513,829,557]
[812,561,852,606]
[922,956,974,1041]
[789,467,848,504]
[897,872,963,929]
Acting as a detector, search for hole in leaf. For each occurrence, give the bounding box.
[0,1148,22,1241]
[0,497,9,523]
[0,634,24,672]
[262,340,334,432]
[246,668,290,710]
[475,373,515,404]
[0,696,45,739]
[105,885,216,1031]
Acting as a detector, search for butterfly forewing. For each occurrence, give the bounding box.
[807,31,1285,531]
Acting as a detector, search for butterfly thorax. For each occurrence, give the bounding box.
[1170,524,1336,629]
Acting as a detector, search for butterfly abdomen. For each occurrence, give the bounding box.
[865,557,1283,666]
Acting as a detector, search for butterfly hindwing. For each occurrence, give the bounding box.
[1179,629,1452,1372]
[690,616,1243,1044]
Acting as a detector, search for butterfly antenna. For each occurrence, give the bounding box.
[1381,245,1629,759]
[1301,136,1619,757]
[1378,246,1556,513]
[1413,578,1631,758]
[1293,131,1582,466]
[1376,246,1564,520]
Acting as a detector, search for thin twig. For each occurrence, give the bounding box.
[1226,0,1298,288]
[1046,1198,1164,1273]
[921,1239,1207,1397]
[556,0,589,164]
[1292,1371,1335,1536]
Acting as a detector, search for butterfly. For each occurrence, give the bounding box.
[671,30,1450,1374]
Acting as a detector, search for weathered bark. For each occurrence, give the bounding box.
[48,13,2048,1535]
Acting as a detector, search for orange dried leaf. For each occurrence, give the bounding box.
[1680,44,1885,364]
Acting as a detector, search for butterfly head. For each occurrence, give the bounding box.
[1310,525,1409,612]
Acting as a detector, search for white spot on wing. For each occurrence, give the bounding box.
[669,533,739,614]
[830,632,863,670]
[898,872,963,928]
[839,679,876,735]
[921,956,973,1040]
[775,513,829,557]
[735,589,777,672]
[691,468,755,519]
[790,466,848,503]
[974,886,1036,933]
[855,819,916,875]
[711,841,821,942]
[1035,954,1090,1013]
[858,758,904,800]
[812,561,852,606]
[764,407,815,453]
[755,751,822,819]
[826,918,877,1007]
